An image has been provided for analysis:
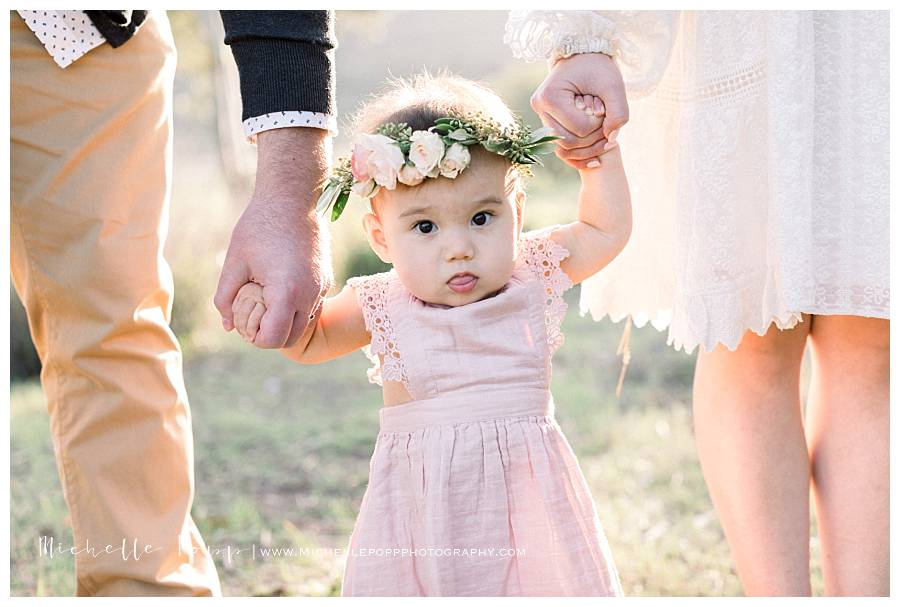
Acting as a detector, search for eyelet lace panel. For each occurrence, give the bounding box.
[346,272,410,389]
[519,230,573,356]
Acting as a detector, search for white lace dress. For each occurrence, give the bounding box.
[505,11,889,353]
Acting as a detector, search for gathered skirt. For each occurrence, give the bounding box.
[340,388,622,596]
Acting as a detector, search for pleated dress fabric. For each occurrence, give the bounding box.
[341,227,622,596]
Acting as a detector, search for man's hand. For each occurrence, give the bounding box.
[214,127,333,349]
[530,52,628,169]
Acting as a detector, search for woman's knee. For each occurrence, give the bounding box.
[699,318,810,385]
[809,316,889,378]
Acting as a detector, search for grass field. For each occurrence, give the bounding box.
[10,288,824,596]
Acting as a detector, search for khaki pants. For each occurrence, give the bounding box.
[10,11,221,596]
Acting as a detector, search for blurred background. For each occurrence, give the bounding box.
[10,10,822,596]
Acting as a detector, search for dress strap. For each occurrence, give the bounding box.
[345,270,411,390]
[518,225,574,356]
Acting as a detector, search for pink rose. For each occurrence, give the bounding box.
[350,143,372,182]
[354,133,405,190]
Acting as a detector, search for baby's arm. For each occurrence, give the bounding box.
[547,99,632,285]
[231,282,370,364]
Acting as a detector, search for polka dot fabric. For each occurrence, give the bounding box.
[243,110,338,142]
[17,9,105,68]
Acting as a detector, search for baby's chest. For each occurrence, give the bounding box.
[398,292,551,396]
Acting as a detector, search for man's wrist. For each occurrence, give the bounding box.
[254,127,332,212]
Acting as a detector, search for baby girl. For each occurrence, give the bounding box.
[230,73,631,596]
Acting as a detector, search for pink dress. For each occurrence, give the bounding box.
[341,226,622,597]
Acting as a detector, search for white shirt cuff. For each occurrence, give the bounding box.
[243,111,338,143]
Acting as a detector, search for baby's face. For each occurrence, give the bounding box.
[363,153,524,307]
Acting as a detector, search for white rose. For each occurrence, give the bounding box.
[438,143,471,179]
[357,133,405,190]
[408,130,445,178]
[397,163,425,187]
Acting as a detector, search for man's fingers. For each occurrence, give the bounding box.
[214,258,249,331]
[282,310,308,349]
[254,287,299,349]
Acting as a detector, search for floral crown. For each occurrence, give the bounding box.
[316,112,560,221]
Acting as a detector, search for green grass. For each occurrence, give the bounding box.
[10,289,822,596]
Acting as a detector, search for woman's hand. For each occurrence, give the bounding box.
[530,52,628,170]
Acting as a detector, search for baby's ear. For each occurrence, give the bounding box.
[514,188,526,234]
[362,212,391,263]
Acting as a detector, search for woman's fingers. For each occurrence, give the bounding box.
[557,136,610,162]
[537,111,579,149]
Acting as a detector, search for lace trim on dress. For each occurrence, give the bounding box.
[519,230,573,356]
[504,10,616,64]
[346,272,410,390]
[504,10,679,98]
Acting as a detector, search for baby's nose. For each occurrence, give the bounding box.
[444,233,474,261]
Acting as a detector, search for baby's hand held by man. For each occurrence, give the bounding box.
[232,282,267,343]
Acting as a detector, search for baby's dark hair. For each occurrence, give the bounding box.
[352,71,518,138]
[353,71,525,216]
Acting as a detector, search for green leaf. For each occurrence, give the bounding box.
[330,190,350,222]
[528,141,558,155]
[481,140,508,153]
[316,181,338,214]
[448,128,470,141]
[526,135,562,146]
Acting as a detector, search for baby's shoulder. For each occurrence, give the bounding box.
[516,225,574,288]
[344,269,400,331]
[345,268,395,290]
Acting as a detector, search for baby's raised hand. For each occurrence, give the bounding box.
[574,94,606,118]
[232,282,267,343]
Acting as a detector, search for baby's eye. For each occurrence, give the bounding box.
[414,220,435,234]
[472,211,493,226]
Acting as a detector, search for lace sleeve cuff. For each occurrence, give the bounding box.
[518,226,573,355]
[504,10,617,65]
[346,272,409,389]
[504,10,680,97]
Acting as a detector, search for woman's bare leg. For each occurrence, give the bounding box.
[692,317,812,596]
[806,315,889,596]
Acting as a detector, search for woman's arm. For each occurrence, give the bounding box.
[550,146,633,285]
[232,282,370,364]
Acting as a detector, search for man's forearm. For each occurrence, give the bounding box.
[253,127,331,213]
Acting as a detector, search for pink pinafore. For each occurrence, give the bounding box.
[341,226,622,597]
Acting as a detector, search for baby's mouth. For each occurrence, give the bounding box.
[447,272,478,294]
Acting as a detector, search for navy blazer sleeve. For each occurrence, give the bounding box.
[220,10,336,121]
